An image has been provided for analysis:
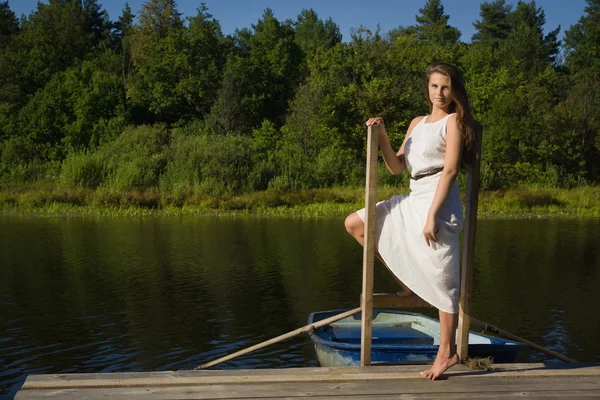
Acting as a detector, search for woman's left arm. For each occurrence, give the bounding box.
[423,114,462,246]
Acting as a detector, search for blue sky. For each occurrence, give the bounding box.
[8,0,588,43]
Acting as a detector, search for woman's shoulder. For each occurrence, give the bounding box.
[410,116,427,126]
[406,116,427,135]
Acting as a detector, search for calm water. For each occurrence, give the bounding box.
[1,215,599,398]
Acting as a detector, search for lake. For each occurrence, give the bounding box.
[1,215,599,398]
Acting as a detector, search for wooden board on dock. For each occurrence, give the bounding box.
[15,363,600,399]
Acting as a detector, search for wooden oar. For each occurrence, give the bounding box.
[195,307,362,370]
[470,317,577,363]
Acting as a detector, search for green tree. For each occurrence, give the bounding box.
[83,0,112,48]
[0,0,96,138]
[138,0,182,38]
[408,0,461,45]
[0,0,19,47]
[208,53,251,134]
[210,9,302,134]
[18,51,128,160]
[112,3,134,52]
[0,0,20,137]
[6,0,92,95]
[501,0,560,74]
[128,0,224,124]
[562,0,600,180]
[186,3,227,118]
[112,3,135,87]
[472,0,512,48]
[564,0,600,78]
[294,9,341,57]
[247,9,302,127]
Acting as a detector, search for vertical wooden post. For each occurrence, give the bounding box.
[457,131,482,361]
[360,124,379,366]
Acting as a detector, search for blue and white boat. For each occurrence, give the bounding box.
[308,309,523,367]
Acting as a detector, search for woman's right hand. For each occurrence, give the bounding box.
[365,117,385,128]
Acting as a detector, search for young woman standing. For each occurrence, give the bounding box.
[345,63,479,380]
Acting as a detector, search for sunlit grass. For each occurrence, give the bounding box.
[1,184,599,218]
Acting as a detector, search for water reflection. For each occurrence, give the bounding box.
[0,216,599,398]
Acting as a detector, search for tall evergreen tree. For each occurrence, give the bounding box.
[412,0,461,45]
[472,0,512,48]
[294,9,342,57]
[564,0,600,77]
[186,3,227,117]
[113,2,135,49]
[83,0,111,47]
[112,3,135,86]
[563,0,600,181]
[0,0,19,47]
[504,0,560,71]
[128,0,185,122]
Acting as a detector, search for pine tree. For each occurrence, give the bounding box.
[564,0,600,77]
[294,9,341,57]
[83,0,111,47]
[186,3,227,117]
[501,0,560,74]
[563,0,600,180]
[413,0,460,45]
[112,2,134,52]
[0,0,19,47]
[112,3,135,87]
[472,0,512,48]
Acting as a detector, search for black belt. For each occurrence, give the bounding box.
[412,167,444,180]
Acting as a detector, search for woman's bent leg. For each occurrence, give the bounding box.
[344,212,366,245]
[420,310,460,380]
[344,212,412,296]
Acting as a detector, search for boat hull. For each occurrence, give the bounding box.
[308,309,523,367]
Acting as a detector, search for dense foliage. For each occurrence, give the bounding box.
[1,0,599,196]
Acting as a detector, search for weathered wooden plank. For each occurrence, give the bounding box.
[369,293,433,309]
[16,391,600,400]
[16,376,600,399]
[457,128,482,361]
[21,364,600,390]
[361,124,379,367]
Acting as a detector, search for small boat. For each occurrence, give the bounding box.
[308,309,524,367]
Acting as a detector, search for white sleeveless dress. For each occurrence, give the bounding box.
[357,114,463,314]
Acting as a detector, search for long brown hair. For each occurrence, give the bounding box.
[425,63,479,168]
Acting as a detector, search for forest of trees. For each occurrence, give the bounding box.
[0,0,599,200]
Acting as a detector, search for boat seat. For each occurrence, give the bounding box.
[321,325,434,346]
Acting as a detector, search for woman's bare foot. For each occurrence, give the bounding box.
[419,350,459,380]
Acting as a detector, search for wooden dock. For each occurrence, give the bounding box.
[15,363,600,399]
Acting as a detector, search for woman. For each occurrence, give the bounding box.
[344,63,478,380]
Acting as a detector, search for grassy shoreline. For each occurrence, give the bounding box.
[1,185,599,218]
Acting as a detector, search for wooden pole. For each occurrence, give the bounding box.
[457,128,482,361]
[470,317,577,363]
[360,124,379,367]
[195,307,362,370]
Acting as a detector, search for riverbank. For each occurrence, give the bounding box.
[0,185,599,218]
